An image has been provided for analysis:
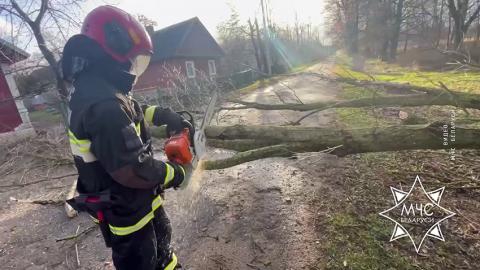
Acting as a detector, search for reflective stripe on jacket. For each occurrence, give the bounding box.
[68,72,180,235]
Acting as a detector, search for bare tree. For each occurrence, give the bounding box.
[248,19,263,72]
[446,0,480,49]
[0,0,83,102]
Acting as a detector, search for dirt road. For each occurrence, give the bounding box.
[2,61,477,270]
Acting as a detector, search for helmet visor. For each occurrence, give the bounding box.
[130,54,151,77]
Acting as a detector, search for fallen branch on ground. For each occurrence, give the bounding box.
[56,224,97,242]
[203,144,294,170]
[219,72,480,125]
[9,197,64,205]
[0,173,78,189]
[222,90,480,112]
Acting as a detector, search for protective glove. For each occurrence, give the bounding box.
[156,108,185,136]
[164,162,192,189]
[142,106,194,137]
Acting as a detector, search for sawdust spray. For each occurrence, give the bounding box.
[181,160,206,194]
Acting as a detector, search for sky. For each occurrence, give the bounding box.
[1,0,326,54]
[103,0,325,38]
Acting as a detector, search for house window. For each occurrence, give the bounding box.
[208,60,216,76]
[185,61,196,78]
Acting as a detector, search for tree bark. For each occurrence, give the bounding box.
[248,19,263,72]
[151,123,480,170]
[436,0,446,48]
[344,0,360,54]
[389,0,405,60]
[447,14,452,48]
[255,18,267,74]
[403,33,409,52]
[447,0,480,50]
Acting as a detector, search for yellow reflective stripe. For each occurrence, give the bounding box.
[68,129,97,162]
[145,106,156,125]
[151,195,163,209]
[68,130,91,151]
[164,253,178,270]
[69,138,91,149]
[135,122,141,136]
[68,130,90,145]
[70,143,97,162]
[164,163,174,186]
[109,195,164,236]
[70,143,91,153]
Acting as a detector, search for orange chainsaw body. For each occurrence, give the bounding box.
[164,128,193,165]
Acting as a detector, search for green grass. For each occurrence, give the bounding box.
[335,79,391,129]
[326,213,415,270]
[333,58,480,94]
[332,54,480,129]
[29,110,62,124]
[290,60,321,73]
[335,108,389,128]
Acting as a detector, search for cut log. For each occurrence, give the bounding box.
[152,123,480,169]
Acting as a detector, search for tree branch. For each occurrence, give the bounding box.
[10,0,33,25]
[465,3,480,30]
[34,0,48,24]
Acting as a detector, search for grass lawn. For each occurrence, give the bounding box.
[331,54,480,129]
[323,55,480,268]
[333,57,480,94]
[29,110,62,125]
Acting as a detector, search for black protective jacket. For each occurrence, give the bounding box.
[68,70,180,232]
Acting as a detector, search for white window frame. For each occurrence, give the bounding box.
[208,60,216,76]
[185,61,196,78]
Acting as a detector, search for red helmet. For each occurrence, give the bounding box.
[81,5,153,76]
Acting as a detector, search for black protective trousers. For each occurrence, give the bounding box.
[109,206,173,270]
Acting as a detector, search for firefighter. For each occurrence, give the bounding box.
[61,5,189,270]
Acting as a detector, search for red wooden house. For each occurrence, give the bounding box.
[0,38,33,136]
[133,17,224,92]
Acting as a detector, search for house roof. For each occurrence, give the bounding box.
[150,17,224,61]
[0,38,29,64]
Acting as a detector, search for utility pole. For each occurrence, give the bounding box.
[260,0,272,75]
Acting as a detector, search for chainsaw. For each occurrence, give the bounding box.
[163,92,218,189]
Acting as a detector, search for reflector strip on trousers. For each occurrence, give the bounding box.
[164,253,178,270]
[163,163,175,186]
[68,130,97,163]
[108,195,164,236]
[144,106,156,125]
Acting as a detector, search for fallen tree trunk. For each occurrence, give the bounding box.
[222,90,480,112]
[151,123,480,170]
[221,73,480,112]
[151,73,480,170]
